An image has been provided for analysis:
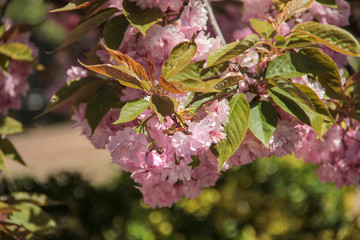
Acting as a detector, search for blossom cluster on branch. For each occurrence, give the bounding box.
[46,0,360,208]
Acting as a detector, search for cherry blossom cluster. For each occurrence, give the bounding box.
[68,0,360,207]
[0,21,38,115]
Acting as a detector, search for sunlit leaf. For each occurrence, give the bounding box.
[292,21,360,57]
[7,202,56,232]
[122,0,162,35]
[217,93,250,170]
[79,61,143,89]
[113,99,149,124]
[206,34,259,68]
[162,40,197,79]
[0,43,33,61]
[103,15,129,50]
[49,8,118,53]
[249,101,277,148]
[168,61,227,82]
[185,92,215,109]
[0,116,23,135]
[250,19,276,42]
[277,0,314,24]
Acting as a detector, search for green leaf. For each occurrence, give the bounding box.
[176,78,221,93]
[49,8,118,53]
[0,138,26,166]
[277,0,314,24]
[315,0,337,8]
[85,82,120,133]
[1,192,54,206]
[265,51,330,79]
[103,15,129,50]
[150,94,175,117]
[113,99,149,124]
[268,79,333,136]
[292,21,360,57]
[0,116,23,135]
[299,47,346,102]
[168,61,227,82]
[216,94,250,170]
[162,40,197,80]
[250,19,276,42]
[122,0,162,35]
[248,101,277,148]
[50,0,106,12]
[8,202,56,232]
[206,34,259,68]
[0,43,33,61]
[0,54,10,73]
[39,77,108,117]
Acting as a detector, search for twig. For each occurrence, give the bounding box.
[0,0,11,23]
[202,0,226,45]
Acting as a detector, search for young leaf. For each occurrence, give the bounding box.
[0,43,33,61]
[213,76,243,91]
[277,0,314,24]
[216,93,250,170]
[299,47,346,102]
[150,94,175,117]
[265,51,330,79]
[292,21,360,57]
[49,8,118,53]
[101,42,149,80]
[113,99,149,124]
[0,116,23,135]
[206,34,259,68]
[162,40,197,80]
[79,61,143,89]
[39,77,108,117]
[275,35,286,47]
[248,101,277,148]
[250,19,276,42]
[122,0,162,35]
[159,75,186,94]
[0,138,26,166]
[315,0,337,8]
[103,15,129,50]
[85,82,120,133]
[50,0,105,12]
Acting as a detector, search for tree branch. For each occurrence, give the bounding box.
[202,0,226,45]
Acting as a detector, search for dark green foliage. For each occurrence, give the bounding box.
[1,156,359,240]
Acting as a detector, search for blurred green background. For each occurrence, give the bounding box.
[1,0,360,239]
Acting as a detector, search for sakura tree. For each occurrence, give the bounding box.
[35,0,360,208]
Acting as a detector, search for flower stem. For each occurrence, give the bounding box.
[202,0,226,45]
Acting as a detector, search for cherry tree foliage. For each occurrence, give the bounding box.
[33,0,360,208]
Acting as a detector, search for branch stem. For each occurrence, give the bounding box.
[202,0,226,45]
